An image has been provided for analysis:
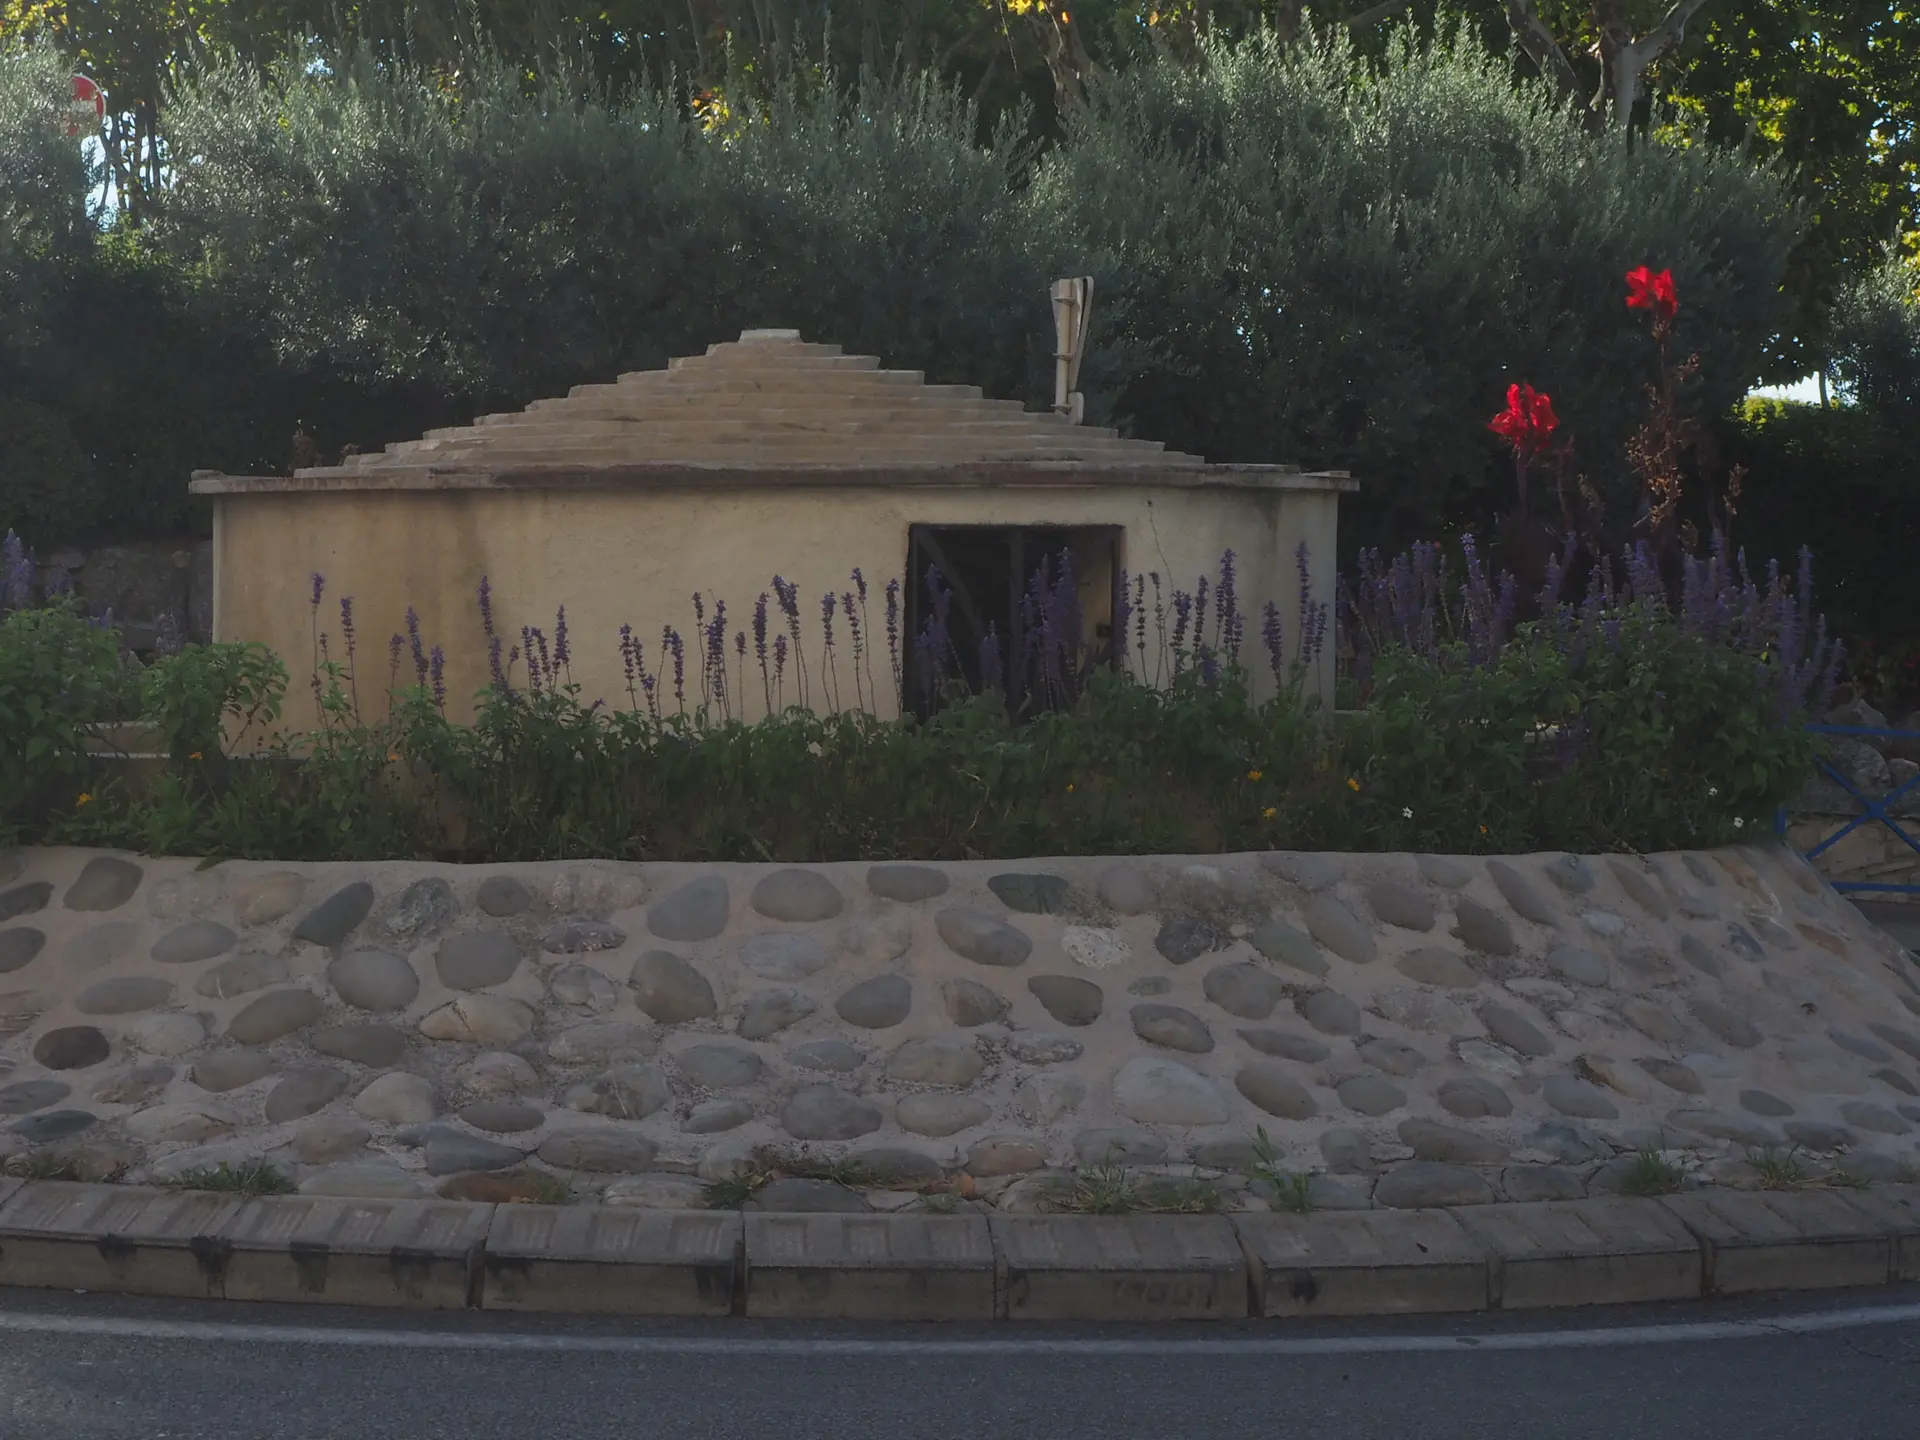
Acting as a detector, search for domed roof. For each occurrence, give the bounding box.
[311,329,1207,478]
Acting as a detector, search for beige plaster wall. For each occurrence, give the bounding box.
[212,479,1344,736]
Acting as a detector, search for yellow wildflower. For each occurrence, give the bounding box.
[1262,806,1277,819]
[1346,777,1360,792]
[76,792,92,806]
[189,751,203,761]
[1066,782,1075,793]
[1246,769,1263,782]
[388,752,401,763]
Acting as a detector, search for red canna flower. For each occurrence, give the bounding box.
[1625,266,1678,321]
[1488,382,1558,456]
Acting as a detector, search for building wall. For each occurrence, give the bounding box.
[211,477,1346,737]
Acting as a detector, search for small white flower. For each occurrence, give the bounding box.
[1402,806,1414,819]
[1732,817,1745,829]
[1707,786,1719,797]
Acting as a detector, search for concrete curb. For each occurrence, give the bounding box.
[2,1180,1918,1320]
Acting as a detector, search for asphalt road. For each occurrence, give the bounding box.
[5,1287,1920,1440]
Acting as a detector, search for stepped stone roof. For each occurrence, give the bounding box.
[190,329,1352,494]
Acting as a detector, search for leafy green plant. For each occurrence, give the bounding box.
[168,1159,296,1196]
[0,600,136,844]
[1746,1146,1810,1190]
[1048,1162,1141,1215]
[1249,1127,1316,1214]
[1616,1148,1688,1197]
[141,641,287,763]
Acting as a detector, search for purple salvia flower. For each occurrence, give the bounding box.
[405,606,427,685]
[488,634,507,695]
[553,606,570,671]
[1262,600,1285,685]
[478,575,495,638]
[2,531,32,610]
[666,627,686,706]
[310,572,325,610]
[429,645,446,709]
[979,623,1004,693]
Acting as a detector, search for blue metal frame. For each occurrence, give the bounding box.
[1776,724,1920,896]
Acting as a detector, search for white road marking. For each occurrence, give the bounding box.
[1,1301,1918,1356]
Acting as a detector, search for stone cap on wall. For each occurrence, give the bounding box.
[187,330,1360,496]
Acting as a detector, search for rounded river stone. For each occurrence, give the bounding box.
[1298,990,1362,1036]
[231,871,305,925]
[1692,998,1762,1049]
[1337,1076,1406,1116]
[647,875,731,941]
[194,952,290,999]
[1028,975,1103,1027]
[683,1099,755,1134]
[1679,935,1725,978]
[566,1065,670,1120]
[1111,1057,1230,1126]
[327,949,419,1012]
[835,975,912,1029]
[941,978,1008,1027]
[1154,917,1226,965]
[1365,879,1436,932]
[0,927,46,974]
[436,931,522,990]
[1399,1118,1508,1164]
[750,868,843,923]
[886,1035,985,1086]
[550,965,618,1012]
[1248,918,1327,978]
[737,988,815,1041]
[1131,1003,1214,1053]
[1416,855,1474,889]
[228,989,324,1043]
[191,1052,276,1092]
[789,1040,863,1073]
[1544,1073,1619,1119]
[309,1022,408,1068]
[0,1080,70,1115]
[866,865,949,903]
[678,1044,763,1089]
[986,872,1069,915]
[1395,949,1481,989]
[629,951,718,1023]
[543,920,626,954]
[935,907,1032,968]
[1357,1036,1430,1077]
[538,1129,658,1173]
[1831,1029,1894,1063]
[292,882,376,947]
[264,1068,350,1123]
[1740,1088,1795,1117]
[62,921,138,972]
[63,857,144,912]
[1545,855,1595,895]
[74,976,174,1016]
[782,1085,881,1141]
[1235,1063,1317,1119]
[0,881,52,922]
[1237,1028,1330,1063]
[740,932,830,981]
[1202,963,1287,1020]
[898,1093,991,1137]
[1486,860,1560,927]
[1452,900,1515,956]
[1303,894,1377,964]
[476,875,533,917]
[1636,1057,1703,1094]
[425,1132,527,1176]
[150,921,238,965]
[33,1025,110,1070]
[1546,945,1610,987]
[1006,1031,1084,1064]
[1437,1075,1512,1119]
[1476,1001,1554,1057]
[458,1100,545,1134]
[12,1109,97,1142]
[384,877,458,942]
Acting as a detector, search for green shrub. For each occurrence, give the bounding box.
[0,601,135,842]
[1030,21,1800,544]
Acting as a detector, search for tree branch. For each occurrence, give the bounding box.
[1502,0,1587,113]
[1342,0,1418,31]
[1632,0,1715,61]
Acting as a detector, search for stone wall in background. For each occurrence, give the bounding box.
[32,540,214,654]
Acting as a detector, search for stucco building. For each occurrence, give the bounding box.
[190,329,1353,727]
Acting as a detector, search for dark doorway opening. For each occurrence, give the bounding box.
[903,524,1122,716]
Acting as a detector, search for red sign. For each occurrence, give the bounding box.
[65,75,105,137]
